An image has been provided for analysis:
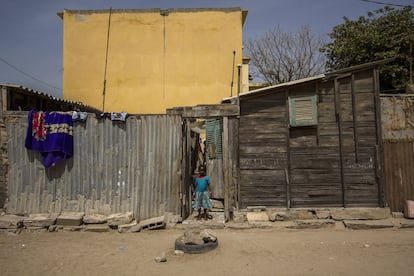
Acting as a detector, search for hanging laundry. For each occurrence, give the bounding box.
[96,112,109,119]
[111,112,128,121]
[25,110,74,168]
[72,111,88,122]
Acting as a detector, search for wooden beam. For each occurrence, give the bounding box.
[167,104,239,118]
[374,68,385,207]
[351,73,360,162]
[285,89,291,209]
[222,117,230,220]
[335,78,346,207]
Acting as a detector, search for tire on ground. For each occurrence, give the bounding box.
[174,237,218,254]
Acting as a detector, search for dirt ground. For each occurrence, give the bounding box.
[1,227,414,276]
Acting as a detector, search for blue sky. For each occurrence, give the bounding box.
[0,0,412,97]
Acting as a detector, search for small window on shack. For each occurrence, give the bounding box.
[288,94,318,127]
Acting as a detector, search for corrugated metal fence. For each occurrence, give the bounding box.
[4,112,183,220]
[381,96,414,212]
[383,141,414,212]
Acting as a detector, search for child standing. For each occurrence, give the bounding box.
[192,165,213,220]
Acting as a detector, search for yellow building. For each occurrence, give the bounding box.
[59,8,248,114]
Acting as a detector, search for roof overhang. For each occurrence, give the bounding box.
[222,74,325,103]
[222,58,396,103]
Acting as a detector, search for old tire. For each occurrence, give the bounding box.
[174,237,218,254]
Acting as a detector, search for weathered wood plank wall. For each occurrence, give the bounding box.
[334,71,380,207]
[238,68,381,208]
[288,82,340,207]
[239,92,288,207]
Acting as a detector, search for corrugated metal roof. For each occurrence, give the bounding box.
[0,84,101,112]
[223,58,396,103]
[222,74,325,102]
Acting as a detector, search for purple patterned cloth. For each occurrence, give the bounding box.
[25,110,74,168]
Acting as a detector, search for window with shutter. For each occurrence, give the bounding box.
[288,94,318,127]
[206,118,223,159]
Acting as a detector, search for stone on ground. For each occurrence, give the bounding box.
[331,208,391,220]
[343,219,394,230]
[106,212,133,227]
[23,213,57,228]
[83,214,107,224]
[246,212,269,222]
[83,224,110,232]
[56,212,84,226]
[137,216,166,231]
[0,215,25,229]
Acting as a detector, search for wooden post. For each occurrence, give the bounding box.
[222,117,230,220]
[373,68,385,207]
[351,73,360,162]
[335,78,346,207]
[285,89,291,208]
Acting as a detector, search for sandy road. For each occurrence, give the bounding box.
[1,227,414,276]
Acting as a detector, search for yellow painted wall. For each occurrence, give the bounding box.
[61,8,246,114]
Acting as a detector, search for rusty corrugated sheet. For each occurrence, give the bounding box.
[383,141,414,212]
[5,113,182,220]
[381,96,414,212]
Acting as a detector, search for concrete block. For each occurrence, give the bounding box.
[287,219,335,229]
[138,216,166,231]
[246,212,269,222]
[289,209,317,220]
[268,211,289,221]
[83,214,107,224]
[343,219,394,230]
[315,209,331,219]
[23,213,57,228]
[0,215,24,229]
[107,212,133,227]
[83,224,110,232]
[118,221,141,233]
[60,226,83,232]
[331,208,391,220]
[56,212,84,226]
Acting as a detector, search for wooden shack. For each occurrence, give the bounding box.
[223,60,387,209]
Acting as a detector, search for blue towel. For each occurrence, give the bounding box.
[25,110,74,168]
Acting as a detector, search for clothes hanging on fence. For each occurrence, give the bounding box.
[95,112,128,121]
[111,112,128,121]
[72,111,88,122]
[25,110,74,168]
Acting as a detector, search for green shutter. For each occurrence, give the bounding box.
[206,118,223,159]
[289,95,318,127]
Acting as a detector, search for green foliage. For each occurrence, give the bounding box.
[321,6,414,91]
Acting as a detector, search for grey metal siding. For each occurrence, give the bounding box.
[5,113,182,220]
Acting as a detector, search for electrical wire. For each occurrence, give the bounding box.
[361,0,412,7]
[0,56,61,92]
